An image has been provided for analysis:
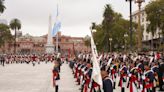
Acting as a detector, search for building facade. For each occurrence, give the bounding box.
[52,32,89,56]
[132,8,163,50]
[0,32,89,55]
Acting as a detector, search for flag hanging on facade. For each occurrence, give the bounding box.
[90,30,103,89]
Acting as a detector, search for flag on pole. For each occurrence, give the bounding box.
[90,30,98,57]
[90,30,103,89]
[56,4,59,17]
[52,4,61,37]
[52,21,61,37]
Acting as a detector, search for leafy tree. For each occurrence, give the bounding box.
[145,0,164,50]
[92,24,104,51]
[0,0,5,14]
[0,24,13,53]
[92,4,137,52]
[10,19,21,54]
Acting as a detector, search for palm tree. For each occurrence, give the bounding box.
[0,0,6,14]
[102,4,114,52]
[10,19,21,54]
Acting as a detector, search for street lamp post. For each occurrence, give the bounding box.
[124,33,128,52]
[135,0,145,52]
[158,32,162,51]
[109,38,113,53]
[125,0,133,51]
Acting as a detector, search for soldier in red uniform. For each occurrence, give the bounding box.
[119,63,128,92]
[110,63,117,89]
[127,63,139,92]
[31,54,37,66]
[142,62,155,92]
[83,63,92,92]
[52,61,60,92]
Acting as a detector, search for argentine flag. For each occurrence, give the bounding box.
[52,4,61,37]
[52,21,61,37]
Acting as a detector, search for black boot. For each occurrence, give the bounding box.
[121,87,125,92]
[152,87,156,92]
[55,85,58,92]
[113,82,116,89]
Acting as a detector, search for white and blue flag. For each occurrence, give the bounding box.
[52,21,61,37]
[52,4,61,37]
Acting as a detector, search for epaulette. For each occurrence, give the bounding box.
[144,70,154,75]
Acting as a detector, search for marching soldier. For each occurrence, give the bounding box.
[76,61,82,85]
[127,63,139,92]
[110,62,117,89]
[83,63,92,92]
[101,66,113,92]
[52,61,60,92]
[0,55,5,66]
[142,62,155,92]
[31,54,37,66]
[136,60,144,89]
[158,58,164,91]
[119,63,128,92]
[151,62,159,92]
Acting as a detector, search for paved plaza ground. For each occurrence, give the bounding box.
[0,62,80,92]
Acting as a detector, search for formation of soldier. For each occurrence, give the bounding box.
[0,51,163,92]
[0,53,63,92]
[0,53,59,66]
[69,52,164,92]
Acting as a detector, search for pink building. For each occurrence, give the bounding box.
[0,32,90,55]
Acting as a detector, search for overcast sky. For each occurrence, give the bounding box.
[1,0,150,37]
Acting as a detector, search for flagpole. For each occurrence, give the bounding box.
[56,3,59,53]
[90,28,103,92]
[56,32,58,53]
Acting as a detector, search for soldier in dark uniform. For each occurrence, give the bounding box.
[76,61,83,85]
[127,63,138,92]
[56,58,62,72]
[143,62,155,92]
[151,62,159,92]
[0,55,5,66]
[82,62,92,92]
[78,60,86,86]
[158,59,164,91]
[119,63,128,92]
[101,67,113,92]
[136,60,144,89]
